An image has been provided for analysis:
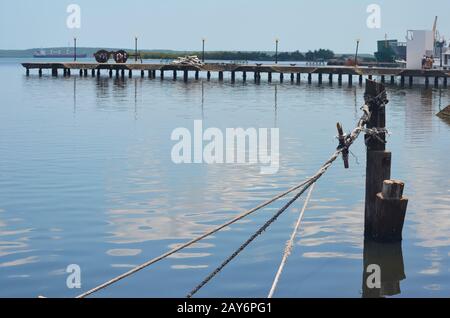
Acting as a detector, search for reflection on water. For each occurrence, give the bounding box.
[0,59,449,297]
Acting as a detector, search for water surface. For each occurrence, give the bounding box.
[0,59,449,297]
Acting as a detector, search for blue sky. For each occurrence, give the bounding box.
[0,0,449,53]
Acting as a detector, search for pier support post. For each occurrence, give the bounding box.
[348,74,353,86]
[148,70,152,78]
[400,76,405,87]
[359,75,363,85]
[242,71,246,82]
[371,180,408,243]
[116,69,119,78]
[329,74,333,85]
[279,73,284,83]
[52,68,58,77]
[268,72,272,83]
[184,70,188,82]
[207,71,211,81]
[195,70,199,80]
[26,68,30,76]
[338,73,342,86]
[109,69,113,78]
[444,76,448,88]
[231,71,235,83]
[128,70,132,78]
[84,69,88,77]
[97,69,101,78]
[291,73,295,83]
[63,69,67,77]
[67,69,71,77]
[141,70,145,78]
[120,69,125,78]
[308,73,312,84]
[218,71,224,81]
[160,70,164,80]
[39,69,42,77]
[318,73,322,85]
[173,70,177,80]
[381,75,385,84]
[297,73,301,84]
[368,75,373,80]
[79,69,83,77]
[425,76,429,88]
[92,69,95,77]
[409,76,413,87]
[434,77,439,88]
[364,80,391,241]
[390,76,395,85]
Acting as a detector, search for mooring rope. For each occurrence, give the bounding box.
[268,183,315,299]
[75,90,387,299]
[186,96,382,298]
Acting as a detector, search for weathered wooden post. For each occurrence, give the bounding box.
[359,75,364,85]
[84,69,88,77]
[109,69,113,78]
[390,76,395,85]
[268,72,272,83]
[364,79,391,240]
[296,73,301,84]
[291,73,295,83]
[348,74,353,86]
[425,76,429,88]
[308,73,312,84]
[141,70,145,78]
[279,73,284,83]
[207,71,211,81]
[128,70,132,78]
[218,71,224,81]
[400,76,405,87]
[380,75,385,84]
[92,69,95,77]
[173,70,177,80]
[195,70,199,80]
[231,71,235,83]
[38,69,43,77]
[184,70,188,82]
[318,73,322,85]
[434,77,439,88]
[409,76,413,87]
[338,73,342,86]
[372,180,408,243]
[444,76,448,88]
[242,71,246,82]
[26,68,30,76]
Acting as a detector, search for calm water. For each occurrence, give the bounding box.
[0,59,449,298]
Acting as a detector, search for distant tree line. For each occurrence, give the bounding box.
[139,49,335,61]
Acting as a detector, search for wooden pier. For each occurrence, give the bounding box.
[22,62,450,87]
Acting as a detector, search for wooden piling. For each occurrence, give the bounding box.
[359,75,363,85]
[338,73,342,85]
[444,76,448,88]
[207,71,211,81]
[39,69,42,77]
[218,71,224,81]
[160,70,164,80]
[318,73,322,85]
[268,72,272,83]
[364,80,391,240]
[390,76,395,85]
[242,71,246,82]
[109,69,113,78]
[141,70,145,78]
[372,180,408,243]
[348,74,353,86]
[409,76,413,87]
[195,70,199,80]
[308,73,312,84]
[79,69,83,77]
[52,68,58,77]
[400,76,405,87]
[291,73,295,83]
[296,73,301,84]
[279,73,284,83]
[84,69,88,77]
[92,69,95,77]
[425,76,429,88]
[434,77,439,88]
[231,71,235,83]
[173,70,177,80]
[184,70,188,82]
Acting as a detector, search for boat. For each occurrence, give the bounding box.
[33,49,87,59]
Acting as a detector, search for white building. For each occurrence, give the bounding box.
[406,30,434,69]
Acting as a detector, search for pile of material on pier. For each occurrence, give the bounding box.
[437,105,450,119]
[171,56,204,67]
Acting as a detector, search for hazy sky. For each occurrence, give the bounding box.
[0,0,449,53]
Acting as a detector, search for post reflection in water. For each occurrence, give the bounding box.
[362,241,406,298]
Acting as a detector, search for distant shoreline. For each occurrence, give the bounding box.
[0,48,375,62]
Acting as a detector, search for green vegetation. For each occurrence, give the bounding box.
[138,49,335,62]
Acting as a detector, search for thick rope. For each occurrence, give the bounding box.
[268,183,315,298]
[76,177,315,298]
